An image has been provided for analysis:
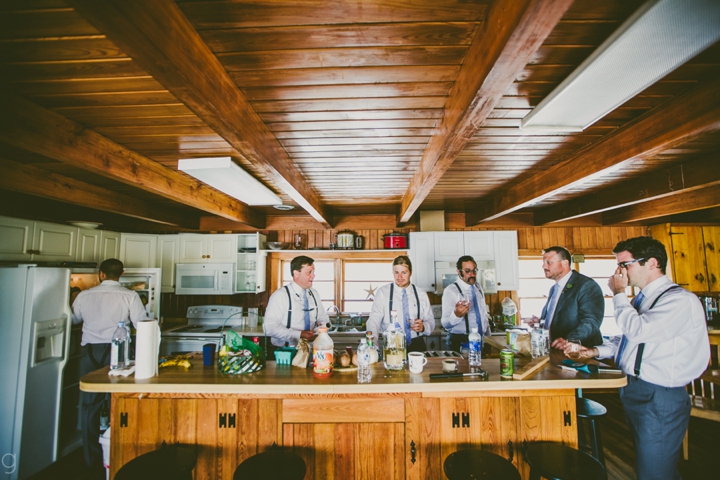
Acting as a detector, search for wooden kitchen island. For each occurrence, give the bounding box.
[81,353,626,480]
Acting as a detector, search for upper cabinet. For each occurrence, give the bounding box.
[0,216,77,262]
[178,234,237,264]
[157,235,179,293]
[76,230,120,264]
[651,224,720,293]
[236,233,267,294]
[120,234,157,268]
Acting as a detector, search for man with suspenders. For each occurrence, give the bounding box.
[441,255,491,352]
[264,255,329,348]
[366,255,435,352]
[570,236,709,480]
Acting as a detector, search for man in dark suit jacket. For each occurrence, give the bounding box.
[538,246,604,349]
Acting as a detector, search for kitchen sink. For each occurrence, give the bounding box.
[328,326,365,334]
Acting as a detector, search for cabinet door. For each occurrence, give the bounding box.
[464,231,494,261]
[157,235,179,293]
[32,221,77,261]
[434,232,464,262]
[493,231,519,291]
[206,235,237,263]
[669,226,707,291]
[703,227,720,292]
[0,216,33,260]
[178,234,206,263]
[120,234,157,268]
[100,231,121,261]
[409,232,435,292]
[76,229,101,263]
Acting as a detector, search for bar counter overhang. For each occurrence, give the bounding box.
[81,353,626,479]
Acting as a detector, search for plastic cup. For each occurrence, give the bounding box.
[203,343,216,366]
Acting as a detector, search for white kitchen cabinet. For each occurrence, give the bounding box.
[409,232,435,292]
[433,231,465,262]
[493,230,519,290]
[178,234,237,264]
[76,229,101,263]
[236,233,267,294]
[464,231,495,261]
[100,231,121,261]
[0,216,34,260]
[157,235,179,293]
[120,234,157,268]
[31,221,78,262]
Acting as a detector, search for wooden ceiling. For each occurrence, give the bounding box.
[0,0,719,232]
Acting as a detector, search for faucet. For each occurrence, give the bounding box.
[327,305,341,325]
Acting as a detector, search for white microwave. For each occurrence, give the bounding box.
[434,261,497,295]
[175,263,234,295]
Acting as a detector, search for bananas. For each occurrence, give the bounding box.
[158,355,192,368]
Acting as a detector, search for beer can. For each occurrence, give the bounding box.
[500,348,514,378]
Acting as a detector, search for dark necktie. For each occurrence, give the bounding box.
[402,289,412,345]
[615,291,645,367]
[470,285,482,332]
[303,289,310,331]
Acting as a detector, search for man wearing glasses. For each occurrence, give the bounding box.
[533,246,604,349]
[568,236,709,480]
[441,255,491,352]
[264,255,329,348]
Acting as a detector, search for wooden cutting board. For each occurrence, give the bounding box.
[513,355,549,380]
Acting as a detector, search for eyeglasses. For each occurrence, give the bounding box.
[617,258,645,268]
[462,268,478,274]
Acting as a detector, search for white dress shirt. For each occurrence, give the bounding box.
[441,278,490,335]
[72,280,148,345]
[264,282,329,347]
[596,276,709,387]
[366,283,435,338]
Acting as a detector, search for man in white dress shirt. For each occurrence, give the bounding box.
[264,255,329,348]
[366,255,435,352]
[441,255,490,352]
[569,236,709,480]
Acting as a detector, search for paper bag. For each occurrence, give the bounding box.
[292,338,310,368]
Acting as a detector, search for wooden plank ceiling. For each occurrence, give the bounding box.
[0,0,718,232]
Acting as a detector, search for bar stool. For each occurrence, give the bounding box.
[524,442,606,480]
[444,449,521,480]
[233,444,306,480]
[115,442,196,480]
[576,397,607,466]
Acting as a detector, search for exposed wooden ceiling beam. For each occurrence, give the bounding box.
[0,158,196,228]
[602,184,720,224]
[68,0,331,228]
[467,75,720,225]
[0,93,265,228]
[397,0,573,224]
[534,154,720,224]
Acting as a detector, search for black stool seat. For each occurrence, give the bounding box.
[525,442,606,480]
[234,446,306,480]
[576,397,607,466]
[115,443,196,480]
[444,449,521,480]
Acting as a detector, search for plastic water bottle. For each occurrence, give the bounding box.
[531,326,543,358]
[468,327,482,367]
[110,321,130,369]
[357,338,372,383]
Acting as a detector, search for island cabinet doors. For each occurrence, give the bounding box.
[404,392,577,480]
[110,395,281,480]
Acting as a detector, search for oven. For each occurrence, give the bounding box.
[161,305,243,356]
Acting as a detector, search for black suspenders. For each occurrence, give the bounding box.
[633,285,683,378]
[284,285,318,328]
[388,283,420,323]
[454,282,471,333]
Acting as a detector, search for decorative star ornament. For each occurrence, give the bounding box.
[364,283,377,300]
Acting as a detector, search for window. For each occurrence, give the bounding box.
[282,260,336,307]
[517,257,627,337]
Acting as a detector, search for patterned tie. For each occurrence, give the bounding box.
[544,284,559,329]
[470,285,482,332]
[402,289,412,346]
[303,289,311,331]
[615,291,645,367]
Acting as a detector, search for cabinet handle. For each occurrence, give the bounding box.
[707,242,715,252]
[711,274,717,285]
[410,440,416,464]
[695,273,705,283]
[507,440,514,462]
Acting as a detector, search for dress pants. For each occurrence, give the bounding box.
[620,376,691,480]
[80,343,111,468]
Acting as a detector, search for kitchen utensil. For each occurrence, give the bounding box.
[266,242,289,250]
[354,235,364,249]
[336,231,355,249]
[429,370,488,379]
[382,233,408,249]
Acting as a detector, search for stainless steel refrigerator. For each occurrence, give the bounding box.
[0,265,71,480]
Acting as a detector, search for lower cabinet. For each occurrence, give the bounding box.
[110,391,576,480]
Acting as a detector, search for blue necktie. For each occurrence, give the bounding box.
[303,289,311,331]
[470,285,482,332]
[402,289,412,346]
[544,284,559,329]
[615,291,644,367]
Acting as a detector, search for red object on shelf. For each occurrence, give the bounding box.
[383,233,408,249]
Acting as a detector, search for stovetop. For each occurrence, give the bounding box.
[163,305,245,337]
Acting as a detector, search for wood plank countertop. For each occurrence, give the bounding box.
[80,350,626,396]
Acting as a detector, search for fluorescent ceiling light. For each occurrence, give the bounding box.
[178,157,282,206]
[521,0,720,132]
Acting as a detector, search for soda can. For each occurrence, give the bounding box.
[500,348,514,378]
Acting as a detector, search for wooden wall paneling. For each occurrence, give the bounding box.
[218,397,239,480]
[110,396,138,479]
[480,396,519,469]
[703,226,720,292]
[137,397,160,456]
[195,397,217,479]
[405,397,442,480]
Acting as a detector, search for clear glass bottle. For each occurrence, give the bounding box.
[366,331,379,364]
[313,327,334,378]
[383,311,406,371]
[468,327,482,367]
[110,321,129,369]
[531,326,543,358]
[357,338,372,383]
